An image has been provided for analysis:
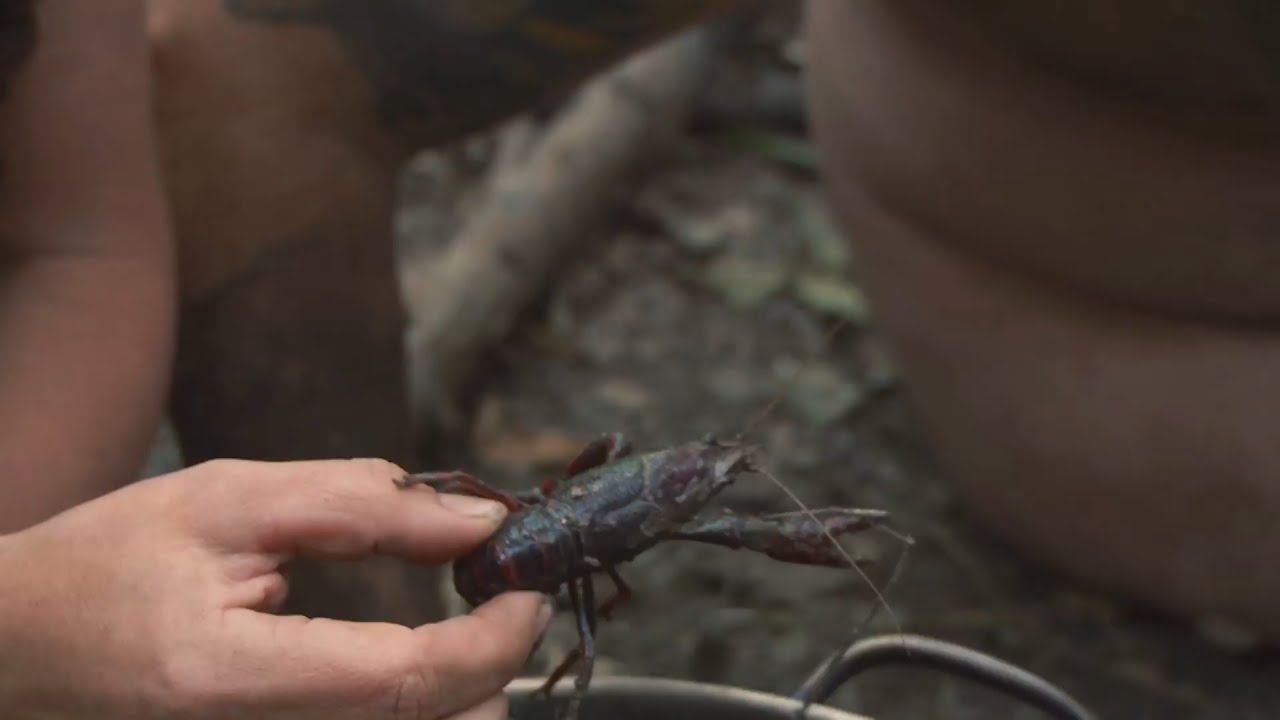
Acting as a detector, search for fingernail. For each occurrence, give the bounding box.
[438,493,508,520]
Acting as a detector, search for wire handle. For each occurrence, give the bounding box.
[791,634,1097,720]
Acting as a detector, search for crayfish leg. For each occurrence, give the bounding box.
[598,567,631,621]
[538,576,599,720]
[542,432,633,496]
[394,470,527,512]
[538,644,579,700]
[566,575,597,720]
[538,567,631,700]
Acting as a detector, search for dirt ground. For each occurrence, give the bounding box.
[144,10,1280,720]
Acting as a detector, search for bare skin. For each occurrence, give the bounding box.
[4,0,1279,653]
[145,0,739,624]
[0,457,549,720]
[0,0,173,532]
[804,0,1280,637]
[0,5,547,719]
[149,0,1279,638]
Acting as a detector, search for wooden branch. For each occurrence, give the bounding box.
[404,26,723,440]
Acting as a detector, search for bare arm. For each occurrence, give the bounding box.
[0,0,174,532]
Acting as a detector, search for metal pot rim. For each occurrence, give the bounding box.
[503,633,1097,720]
[504,675,873,720]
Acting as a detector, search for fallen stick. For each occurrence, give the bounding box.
[404,25,724,440]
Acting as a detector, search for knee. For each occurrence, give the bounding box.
[800,0,1280,640]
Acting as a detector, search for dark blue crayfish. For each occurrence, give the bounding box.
[394,431,888,718]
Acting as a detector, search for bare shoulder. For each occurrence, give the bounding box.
[218,0,741,141]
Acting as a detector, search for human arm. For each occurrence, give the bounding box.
[0,0,175,531]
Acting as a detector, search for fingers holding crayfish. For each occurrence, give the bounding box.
[668,508,889,567]
[395,470,528,512]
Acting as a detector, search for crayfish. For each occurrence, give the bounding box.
[394,430,893,719]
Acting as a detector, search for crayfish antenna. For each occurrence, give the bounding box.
[732,319,852,446]
[751,463,912,641]
[725,318,917,678]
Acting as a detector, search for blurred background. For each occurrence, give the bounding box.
[142,3,1280,718]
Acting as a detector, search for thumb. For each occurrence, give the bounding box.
[199,591,552,718]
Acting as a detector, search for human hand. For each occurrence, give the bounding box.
[0,458,550,720]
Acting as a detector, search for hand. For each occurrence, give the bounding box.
[0,458,551,720]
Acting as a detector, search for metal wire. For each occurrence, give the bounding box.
[791,634,1097,720]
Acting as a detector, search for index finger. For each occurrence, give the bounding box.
[189,458,511,564]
